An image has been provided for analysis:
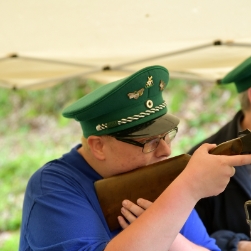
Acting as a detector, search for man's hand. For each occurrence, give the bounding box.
[238,241,251,251]
[181,143,251,201]
[118,198,152,229]
[118,199,209,250]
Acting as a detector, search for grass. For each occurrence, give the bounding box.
[0,123,82,250]
[0,231,20,251]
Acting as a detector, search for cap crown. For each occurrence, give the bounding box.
[63,65,169,137]
[220,56,251,93]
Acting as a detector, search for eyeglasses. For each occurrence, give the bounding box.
[113,127,178,153]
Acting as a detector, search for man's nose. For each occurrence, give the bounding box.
[155,138,172,158]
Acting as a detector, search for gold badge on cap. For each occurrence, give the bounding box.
[127,88,144,99]
[159,80,166,91]
[145,76,154,88]
[145,100,153,108]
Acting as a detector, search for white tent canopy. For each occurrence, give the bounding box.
[1,0,251,89]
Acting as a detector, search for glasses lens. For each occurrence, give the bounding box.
[142,128,178,153]
[164,129,177,144]
[143,138,160,153]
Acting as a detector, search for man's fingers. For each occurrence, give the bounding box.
[118,199,151,229]
[223,154,251,167]
[120,206,137,223]
[198,143,217,152]
[231,166,236,176]
[137,198,152,210]
[122,200,144,217]
[117,215,129,229]
[198,144,251,167]
[199,143,251,167]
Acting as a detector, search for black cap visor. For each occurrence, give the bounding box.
[109,114,180,138]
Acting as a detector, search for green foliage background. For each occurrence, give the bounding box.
[0,77,239,250]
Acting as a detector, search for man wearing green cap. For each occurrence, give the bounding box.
[188,57,251,251]
[19,65,251,251]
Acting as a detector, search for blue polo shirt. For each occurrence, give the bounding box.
[19,145,220,251]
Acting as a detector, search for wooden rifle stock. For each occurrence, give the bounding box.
[94,154,191,231]
[94,131,251,231]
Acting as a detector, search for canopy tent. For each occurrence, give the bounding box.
[1,0,251,89]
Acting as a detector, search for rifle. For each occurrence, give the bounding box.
[94,129,251,231]
[244,200,251,238]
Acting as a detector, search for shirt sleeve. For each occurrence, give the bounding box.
[180,209,221,251]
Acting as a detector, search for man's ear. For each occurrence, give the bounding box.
[87,136,106,160]
[247,88,251,103]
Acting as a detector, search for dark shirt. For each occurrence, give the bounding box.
[187,110,251,250]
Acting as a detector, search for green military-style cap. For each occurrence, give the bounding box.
[220,56,251,93]
[62,65,180,137]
